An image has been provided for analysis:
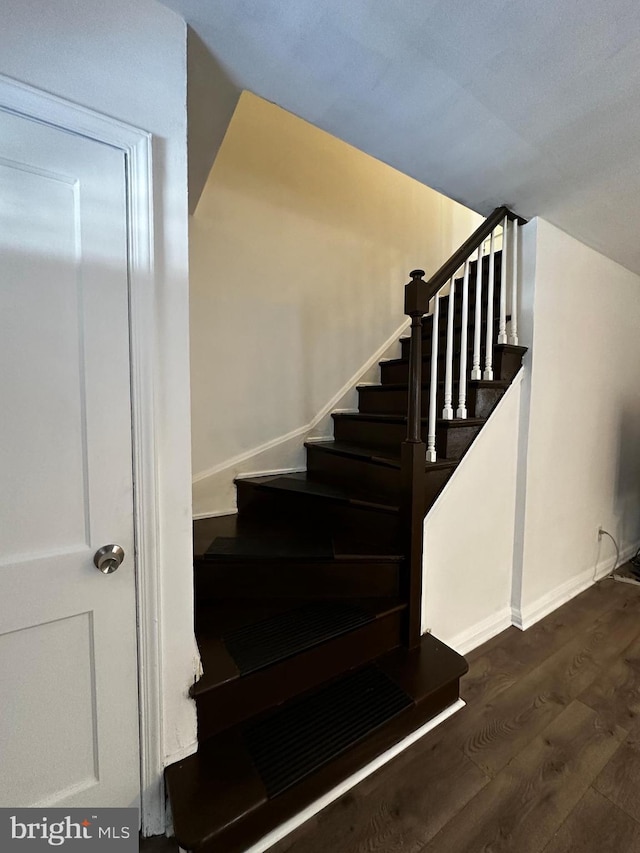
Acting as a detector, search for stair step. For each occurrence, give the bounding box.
[305,440,457,508]
[381,345,515,384]
[237,472,398,511]
[222,601,374,675]
[333,409,493,451]
[194,515,403,601]
[245,665,412,797]
[166,633,468,853]
[200,509,397,561]
[193,598,405,738]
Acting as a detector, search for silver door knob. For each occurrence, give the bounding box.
[94,544,125,574]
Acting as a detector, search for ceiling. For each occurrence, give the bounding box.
[163,0,640,274]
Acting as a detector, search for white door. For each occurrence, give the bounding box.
[0,109,140,809]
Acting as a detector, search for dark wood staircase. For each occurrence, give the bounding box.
[166,214,527,852]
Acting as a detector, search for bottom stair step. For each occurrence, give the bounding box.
[245,665,412,797]
[166,633,468,853]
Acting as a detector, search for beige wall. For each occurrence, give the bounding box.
[190,91,482,516]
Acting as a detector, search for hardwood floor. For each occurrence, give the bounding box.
[144,574,640,852]
[269,575,640,853]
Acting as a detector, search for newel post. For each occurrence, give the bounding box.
[401,270,430,649]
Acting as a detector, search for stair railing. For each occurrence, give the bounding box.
[400,205,525,647]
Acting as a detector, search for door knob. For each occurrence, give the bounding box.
[94,544,125,574]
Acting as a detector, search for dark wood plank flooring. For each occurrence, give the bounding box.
[142,574,640,853]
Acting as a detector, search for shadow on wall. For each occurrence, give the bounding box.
[187,27,241,214]
[615,400,640,548]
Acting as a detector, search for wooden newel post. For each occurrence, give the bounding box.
[401,270,430,649]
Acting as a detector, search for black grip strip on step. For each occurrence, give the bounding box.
[243,666,412,797]
[221,602,374,676]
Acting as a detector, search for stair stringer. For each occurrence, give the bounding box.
[422,369,524,653]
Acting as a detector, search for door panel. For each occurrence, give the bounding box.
[0,110,140,809]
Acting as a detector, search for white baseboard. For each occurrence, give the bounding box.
[512,540,640,631]
[240,699,465,853]
[192,508,237,520]
[191,318,410,486]
[235,467,306,480]
[445,607,513,656]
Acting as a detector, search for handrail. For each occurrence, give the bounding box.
[423,206,523,305]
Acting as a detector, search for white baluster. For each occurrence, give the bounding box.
[457,260,470,419]
[471,245,483,380]
[442,276,455,420]
[483,229,496,380]
[498,216,508,344]
[510,219,519,345]
[426,293,440,463]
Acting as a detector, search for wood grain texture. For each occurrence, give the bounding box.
[420,701,624,853]
[542,787,640,853]
[594,725,640,824]
[270,738,488,853]
[460,596,640,776]
[579,631,640,732]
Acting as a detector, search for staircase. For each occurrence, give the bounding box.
[166,208,527,852]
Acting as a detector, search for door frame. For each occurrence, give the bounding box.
[0,73,166,835]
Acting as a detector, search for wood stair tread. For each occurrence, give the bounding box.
[236,472,400,513]
[193,597,405,695]
[358,378,511,392]
[196,512,403,563]
[166,633,468,853]
[305,440,458,470]
[333,412,486,429]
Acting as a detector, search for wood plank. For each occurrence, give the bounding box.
[578,631,640,732]
[505,579,635,669]
[271,741,488,853]
[542,788,640,853]
[460,599,640,776]
[593,725,640,824]
[460,643,527,707]
[420,701,624,853]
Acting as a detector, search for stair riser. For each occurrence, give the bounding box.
[196,610,404,741]
[307,445,400,500]
[236,480,399,545]
[424,282,502,326]
[306,447,453,510]
[436,424,482,460]
[195,557,401,601]
[467,385,506,419]
[400,326,494,359]
[358,384,500,417]
[382,353,479,385]
[333,416,410,449]
[236,480,398,537]
[333,416,483,459]
[493,347,524,381]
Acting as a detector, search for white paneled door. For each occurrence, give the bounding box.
[0,109,140,809]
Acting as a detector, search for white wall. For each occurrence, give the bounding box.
[190,91,482,516]
[514,219,640,627]
[423,376,523,652]
[0,0,198,777]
